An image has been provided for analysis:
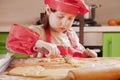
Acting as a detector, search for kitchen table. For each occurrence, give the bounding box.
[1,57,120,80]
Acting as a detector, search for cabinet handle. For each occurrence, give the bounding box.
[109,37,113,57]
[0,41,5,43]
[0,41,5,48]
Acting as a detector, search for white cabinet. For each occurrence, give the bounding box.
[84,32,102,46]
[72,26,120,46]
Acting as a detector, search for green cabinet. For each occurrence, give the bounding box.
[0,32,8,54]
[0,32,29,58]
[103,32,120,57]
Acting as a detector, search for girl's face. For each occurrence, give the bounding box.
[47,9,75,33]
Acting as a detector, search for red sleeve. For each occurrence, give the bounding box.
[57,46,83,58]
[6,24,42,55]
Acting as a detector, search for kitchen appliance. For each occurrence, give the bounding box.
[84,4,101,26]
[72,4,101,27]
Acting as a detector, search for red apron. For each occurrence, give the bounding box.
[45,29,83,58]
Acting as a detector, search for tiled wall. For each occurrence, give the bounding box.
[0,0,45,26]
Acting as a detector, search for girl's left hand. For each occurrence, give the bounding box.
[83,48,97,58]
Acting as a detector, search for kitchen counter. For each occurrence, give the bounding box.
[1,25,120,32]
[0,24,30,32]
[73,25,120,32]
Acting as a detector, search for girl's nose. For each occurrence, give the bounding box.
[62,18,68,27]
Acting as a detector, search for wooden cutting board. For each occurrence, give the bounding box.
[0,69,71,80]
[1,57,120,80]
[0,58,75,80]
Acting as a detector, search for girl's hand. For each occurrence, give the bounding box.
[34,47,49,55]
[83,48,97,58]
[34,40,60,58]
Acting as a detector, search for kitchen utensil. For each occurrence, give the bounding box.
[64,54,73,63]
[84,4,101,26]
[84,4,101,20]
[63,48,80,67]
[0,52,14,74]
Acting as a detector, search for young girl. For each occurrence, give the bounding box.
[6,0,97,58]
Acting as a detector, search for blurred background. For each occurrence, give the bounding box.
[0,0,120,26]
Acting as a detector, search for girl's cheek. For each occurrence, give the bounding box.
[68,22,73,27]
[56,20,62,25]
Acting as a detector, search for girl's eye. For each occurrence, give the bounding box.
[68,17,74,20]
[57,15,64,19]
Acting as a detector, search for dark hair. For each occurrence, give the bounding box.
[41,8,57,29]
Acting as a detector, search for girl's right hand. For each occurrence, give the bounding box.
[34,40,60,58]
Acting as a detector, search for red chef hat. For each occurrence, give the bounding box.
[44,0,89,15]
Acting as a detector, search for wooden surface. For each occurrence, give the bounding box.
[0,58,74,80]
[1,57,120,80]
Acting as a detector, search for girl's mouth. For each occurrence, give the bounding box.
[60,28,66,30]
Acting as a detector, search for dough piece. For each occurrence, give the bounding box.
[39,58,66,63]
[38,58,51,62]
[51,58,66,63]
[8,66,46,77]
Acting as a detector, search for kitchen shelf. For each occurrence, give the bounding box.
[1,25,120,32]
[72,26,120,32]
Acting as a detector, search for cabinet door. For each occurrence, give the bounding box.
[0,32,8,54]
[103,33,120,57]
